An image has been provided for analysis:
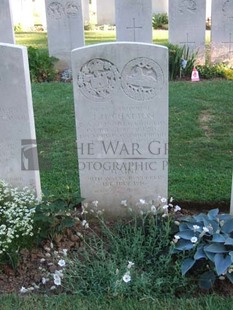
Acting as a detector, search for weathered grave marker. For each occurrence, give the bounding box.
[0,43,41,196]
[211,0,233,65]
[115,0,152,43]
[72,42,168,214]
[0,0,15,44]
[169,0,206,62]
[45,0,85,69]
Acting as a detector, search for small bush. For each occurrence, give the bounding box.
[27,47,58,82]
[152,13,168,30]
[173,208,233,289]
[196,64,225,79]
[63,198,196,299]
[0,180,40,268]
[167,44,197,80]
[14,23,23,32]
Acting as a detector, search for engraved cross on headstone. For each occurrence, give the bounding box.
[126,18,143,41]
[179,33,195,49]
[222,33,233,54]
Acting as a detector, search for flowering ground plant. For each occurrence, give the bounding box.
[0,180,40,268]
[172,208,233,289]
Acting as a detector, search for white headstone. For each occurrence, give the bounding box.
[0,44,41,196]
[45,0,85,68]
[0,0,15,44]
[96,0,115,25]
[211,0,233,65]
[169,0,206,62]
[115,0,152,43]
[72,42,168,215]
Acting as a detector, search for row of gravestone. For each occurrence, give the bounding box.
[1,0,233,68]
[0,41,168,215]
[44,0,233,67]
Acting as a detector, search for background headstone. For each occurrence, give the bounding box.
[169,0,206,62]
[211,0,233,65]
[0,43,41,196]
[72,42,168,214]
[115,0,153,43]
[45,0,85,69]
[0,0,15,44]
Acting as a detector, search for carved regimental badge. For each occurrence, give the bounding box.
[66,2,80,16]
[47,2,64,19]
[77,59,121,101]
[121,57,164,101]
[178,0,197,13]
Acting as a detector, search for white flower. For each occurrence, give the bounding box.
[193,225,200,231]
[82,220,89,228]
[139,199,146,205]
[92,200,98,207]
[121,200,127,207]
[174,205,181,212]
[62,249,68,256]
[127,261,135,269]
[53,274,61,286]
[162,204,169,210]
[50,285,56,290]
[161,197,167,203]
[174,235,181,240]
[20,287,28,293]
[42,277,49,284]
[122,273,131,283]
[202,226,209,233]
[191,236,198,243]
[151,205,157,214]
[58,259,66,267]
[170,197,174,202]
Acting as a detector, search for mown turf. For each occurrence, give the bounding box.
[32,80,233,206]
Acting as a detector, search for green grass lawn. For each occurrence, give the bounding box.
[32,80,233,207]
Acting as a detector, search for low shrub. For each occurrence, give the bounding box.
[196,64,225,79]
[0,180,40,268]
[173,208,233,289]
[167,44,197,80]
[63,198,196,299]
[152,13,168,30]
[27,46,58,82]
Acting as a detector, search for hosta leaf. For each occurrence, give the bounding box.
[207,208,219,220]
[204,243,228,253]
[179,223,189,231]
[226,272,233,284]
[203,219,218,233]
[193,213,208,222]
[175,239,194,251]
[229,251,233,262]
[181,258,196,276]
[194,245,206,260]
[176,230,195,240]
[198,271,216,289]
[212,234,226,243]
[204,250,215,262]
[214,253,231,276]
[207,209,219,220]
[224,237,233,246]
[222,218,233,233]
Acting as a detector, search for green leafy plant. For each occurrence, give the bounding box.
[64,198,195,298]
[196,64,225,79]
[14,23,23,32]
[33,186,84,243]
[167,44,197,80]
[152,13,168,30]
[173,208,233,289]
[27,46,58,82]
[0,180,40,268]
